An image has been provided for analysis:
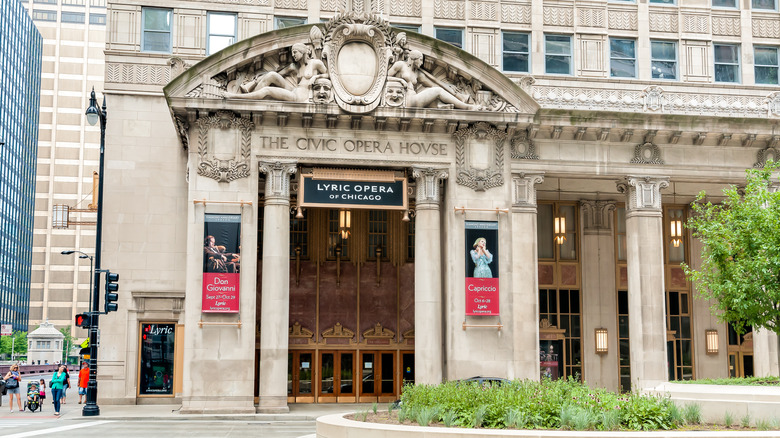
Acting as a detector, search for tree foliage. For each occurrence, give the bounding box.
[683,163,780,338]
[0,331,28,357]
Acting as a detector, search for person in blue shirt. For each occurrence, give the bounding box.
[50,364,68,416]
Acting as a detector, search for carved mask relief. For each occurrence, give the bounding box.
[383,78,406,107]
[312,77,334,104]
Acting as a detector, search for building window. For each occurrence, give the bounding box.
[650,0,675,4]
[32,9,56,21]
[33,0,56,4]
[290,208,308,258]
[141,7,173,53]
[61,11,84,23]
[274,16,306,29]
[89,13,105,25]
[207,12,236,55]
[714,44,740,83]
[752,0,777,9]
[545,35,572,75]
[62,0,84,5]
[502,32,530,73]
[713,0,737,7]
[610,38,636,78]
[539,289,582,380]
[434,27,463,49]
[327,209,348,260]
[139,323,175,396]
[407,207,415,262]
[368,210,388,260]
[392,23,420,33]
[651,40,677,80]
[755,46,779,85]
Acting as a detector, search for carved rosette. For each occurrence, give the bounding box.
[412,167,448,206]
[616,176,669,216]
[631,142,664,165]
[259,161,298,200]
[196,111,253,182]
[512,173,544,210]
[510,131,539,160]
[454,122,506,191]
[580,200,616,234]
[768,92,780,118]
[322,12,393,113]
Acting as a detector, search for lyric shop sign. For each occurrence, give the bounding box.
[299,173,407,210]
[465,220,499,316]
[202,214,241,313]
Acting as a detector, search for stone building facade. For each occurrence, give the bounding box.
[99,1,779,412]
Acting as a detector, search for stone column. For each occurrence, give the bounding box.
[616,176,669,390]
[510,173,544,380]
[579,200,619,391]
[257,161,296,413]
[412,166,448,385]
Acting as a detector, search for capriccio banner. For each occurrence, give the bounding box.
[465,220,499,316]
[202,214,241,313]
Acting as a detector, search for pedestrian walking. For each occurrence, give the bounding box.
[3,364,22,412]
[61,366,70,404]
[50,364,68,416]
[78,362,89,404]
[38,379,46,410]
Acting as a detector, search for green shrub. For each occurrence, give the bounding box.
[756,418,771,431]
[372,402,378,415]
[398,377,679,431]
[724,411,733,427]
[741,414,751,428]
[415,406,439,427]
[682,403,701,425]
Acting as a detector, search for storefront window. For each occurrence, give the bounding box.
[139,323,175,395]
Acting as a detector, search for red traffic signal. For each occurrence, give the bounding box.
[75,313,91,328]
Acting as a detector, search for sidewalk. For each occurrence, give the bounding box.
[58,402,374,422]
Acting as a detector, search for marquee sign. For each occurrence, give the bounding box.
[299,168,407,210]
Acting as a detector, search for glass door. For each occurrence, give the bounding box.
[318,351,355,402]
[288,350,314,403]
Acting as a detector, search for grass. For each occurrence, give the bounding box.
[398,377,680,431]
[672,376,780,386]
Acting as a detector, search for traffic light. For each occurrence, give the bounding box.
[104,271,119,313]
[75,313,91,328]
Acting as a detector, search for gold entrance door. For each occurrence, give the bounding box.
[288,350,315,403]
[728,325,754,378]
[359,351,396,403]
[318,351,356,403]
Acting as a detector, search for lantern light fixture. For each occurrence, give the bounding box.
[339,209,351,239]
[705,329,719,354]
[595,328,608,354]
[670,219,683,248]
[554,215,566,245]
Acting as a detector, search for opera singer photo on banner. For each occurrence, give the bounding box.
[202,213,241,313]
[465,220,499,316]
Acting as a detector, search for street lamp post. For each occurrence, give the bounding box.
[83,87,107,417]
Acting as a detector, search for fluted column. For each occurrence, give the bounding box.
[412,166,448,385]
[510,173,544,380]
[617,176,669,389]
[579,200,618,390]
[257,161,296,413]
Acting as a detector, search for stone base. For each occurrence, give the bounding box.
[257,395,289,413]
[181,395,256,414]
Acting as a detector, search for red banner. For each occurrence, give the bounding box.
[465,277,499,315]
[202,272,240,313]
[203,214,241,313]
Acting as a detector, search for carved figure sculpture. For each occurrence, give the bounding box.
[387,50,480,111]
[383,78,406,107]
[312,76,333,104]
[223,43,327,102]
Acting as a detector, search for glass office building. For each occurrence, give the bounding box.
[0,1,42,331]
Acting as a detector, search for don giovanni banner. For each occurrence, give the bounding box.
[202,214,241,313]
[465,220,499,316]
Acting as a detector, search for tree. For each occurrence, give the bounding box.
[0,331,28,359]
[683,163,780,371]
[59,326,76,364]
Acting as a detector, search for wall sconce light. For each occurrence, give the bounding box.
[705,329,719,354]
[339,209,351,239]
[670,219,682,248]
[595,328,608,354]
[554,215,566,245]
[295,205,304,219]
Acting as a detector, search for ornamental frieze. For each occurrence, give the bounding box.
[196,111,253,183]
[454,122,506,191]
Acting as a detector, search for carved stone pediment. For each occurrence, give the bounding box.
[363,322,395,339]
[289,322,314,345]
[164,11,539,122]
[322,322,356,344]
[454,122,506,191]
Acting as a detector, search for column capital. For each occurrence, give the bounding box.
[580,200,616,234]
[616,176,669,216]
[511,173,544,211]
[412,167,448,206]
[259,161,297,201]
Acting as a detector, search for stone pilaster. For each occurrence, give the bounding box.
[510,173,543,380]
[412,166,448,385]
[616,176,669,389]
[257,161,296,413]
[579,200,618,391]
